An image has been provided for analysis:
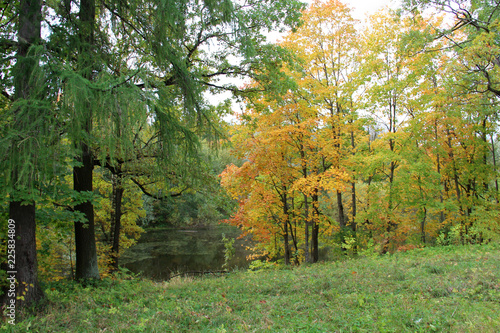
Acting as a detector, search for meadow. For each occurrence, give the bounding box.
[4,244,500,332]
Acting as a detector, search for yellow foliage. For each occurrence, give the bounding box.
[94,168,145,271]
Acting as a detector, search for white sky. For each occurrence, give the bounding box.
[299,0,403,21]
[346,0,402,20]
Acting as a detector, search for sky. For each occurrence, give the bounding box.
[334,0,401,20]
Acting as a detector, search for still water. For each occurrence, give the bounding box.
[120,225,252,280]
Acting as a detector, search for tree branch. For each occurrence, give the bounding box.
[130,177,188,199]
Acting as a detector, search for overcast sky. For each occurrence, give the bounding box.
[337,0,402,20]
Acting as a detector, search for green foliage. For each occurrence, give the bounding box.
[0,44,62,200]
[247,259,281,272]
[149,143,239,227]
[5,244,500,331]
[221,233,235,269]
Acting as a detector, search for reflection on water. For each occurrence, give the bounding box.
[120,225,252,280]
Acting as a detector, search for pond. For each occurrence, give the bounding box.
[119,225,253,280]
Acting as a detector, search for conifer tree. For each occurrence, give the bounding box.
[55,0,306,280]
[3,0,46,306]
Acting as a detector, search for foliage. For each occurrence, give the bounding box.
[93,168,145,276]
[0,0,307,288]
[147,143,239,227]
[222,0,500,263]
[221,233,235,269]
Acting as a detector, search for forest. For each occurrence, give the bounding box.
[221,0,500,265]
[1,0,500,326]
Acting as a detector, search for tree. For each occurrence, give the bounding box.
[94,168,145,273]
[282,0,362,251]
[221,97,303,264]
[403,0,500,243]
[70,0,100,281]
[3,0,46,307]
[221,85,351,263]
[29,0,306,282]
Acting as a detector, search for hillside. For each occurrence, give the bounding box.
[5,244,500,332]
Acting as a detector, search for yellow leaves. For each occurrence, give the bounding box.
[37,224,70,282]
[320,168,350,191]
[290,168,348,195]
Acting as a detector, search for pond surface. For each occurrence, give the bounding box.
[120,225,253,280]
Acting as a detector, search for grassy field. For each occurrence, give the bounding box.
[3,244,500,332]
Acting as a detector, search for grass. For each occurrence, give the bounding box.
[3,244,500,332]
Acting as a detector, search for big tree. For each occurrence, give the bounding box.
[282,0,362,245]
[49,0,305,280]
[221,93,320,264]
[2,0,47,306]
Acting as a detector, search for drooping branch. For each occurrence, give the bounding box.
[130,177,188,199]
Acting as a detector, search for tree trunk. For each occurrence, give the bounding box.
[337,190,346,228]
[283,219,290,265]
[5,0,44,308]
[111,174,124,269]
[350,182,356,233]
[491,134,499,203]
[73,0,100,281]
[303,194,310,263]
[421,207,427,244]
[311,221,319,263]
[73,146,100,280]
[311,192,319,263]
[350,127,357,235]
[282,190,290,265]
[9,202,44,308]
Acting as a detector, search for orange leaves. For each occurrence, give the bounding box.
[291,168,348,196]
[221,0,500,256]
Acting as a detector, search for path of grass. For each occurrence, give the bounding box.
[4,244,500,332]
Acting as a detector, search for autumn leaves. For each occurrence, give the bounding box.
[220,0,500,263]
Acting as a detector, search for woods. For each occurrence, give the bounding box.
[0,0,305,307]
[220,0,500,264]
[0,0,500,328]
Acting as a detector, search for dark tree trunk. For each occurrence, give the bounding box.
[350,182,356,233]
[303,194,310,263]
[350,128,357,234]
[299,143,311,263]
[73,145,100,279]
[311,192,320,263]
[311,221,319,263]
[282,190,290,265]
[337,190,346,228]
[9,202,44,307]
[436,146,445,223]
[111,174,124,269]
[5,0,44,308]
[284,221,290,265]
[73,0,100,281]
[421,207,427,244]
[491,135,499,203]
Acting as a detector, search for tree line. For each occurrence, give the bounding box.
[220,0,500,264]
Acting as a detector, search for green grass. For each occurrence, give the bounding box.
[4,244,500,332]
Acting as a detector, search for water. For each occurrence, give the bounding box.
[119,225,252,280]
